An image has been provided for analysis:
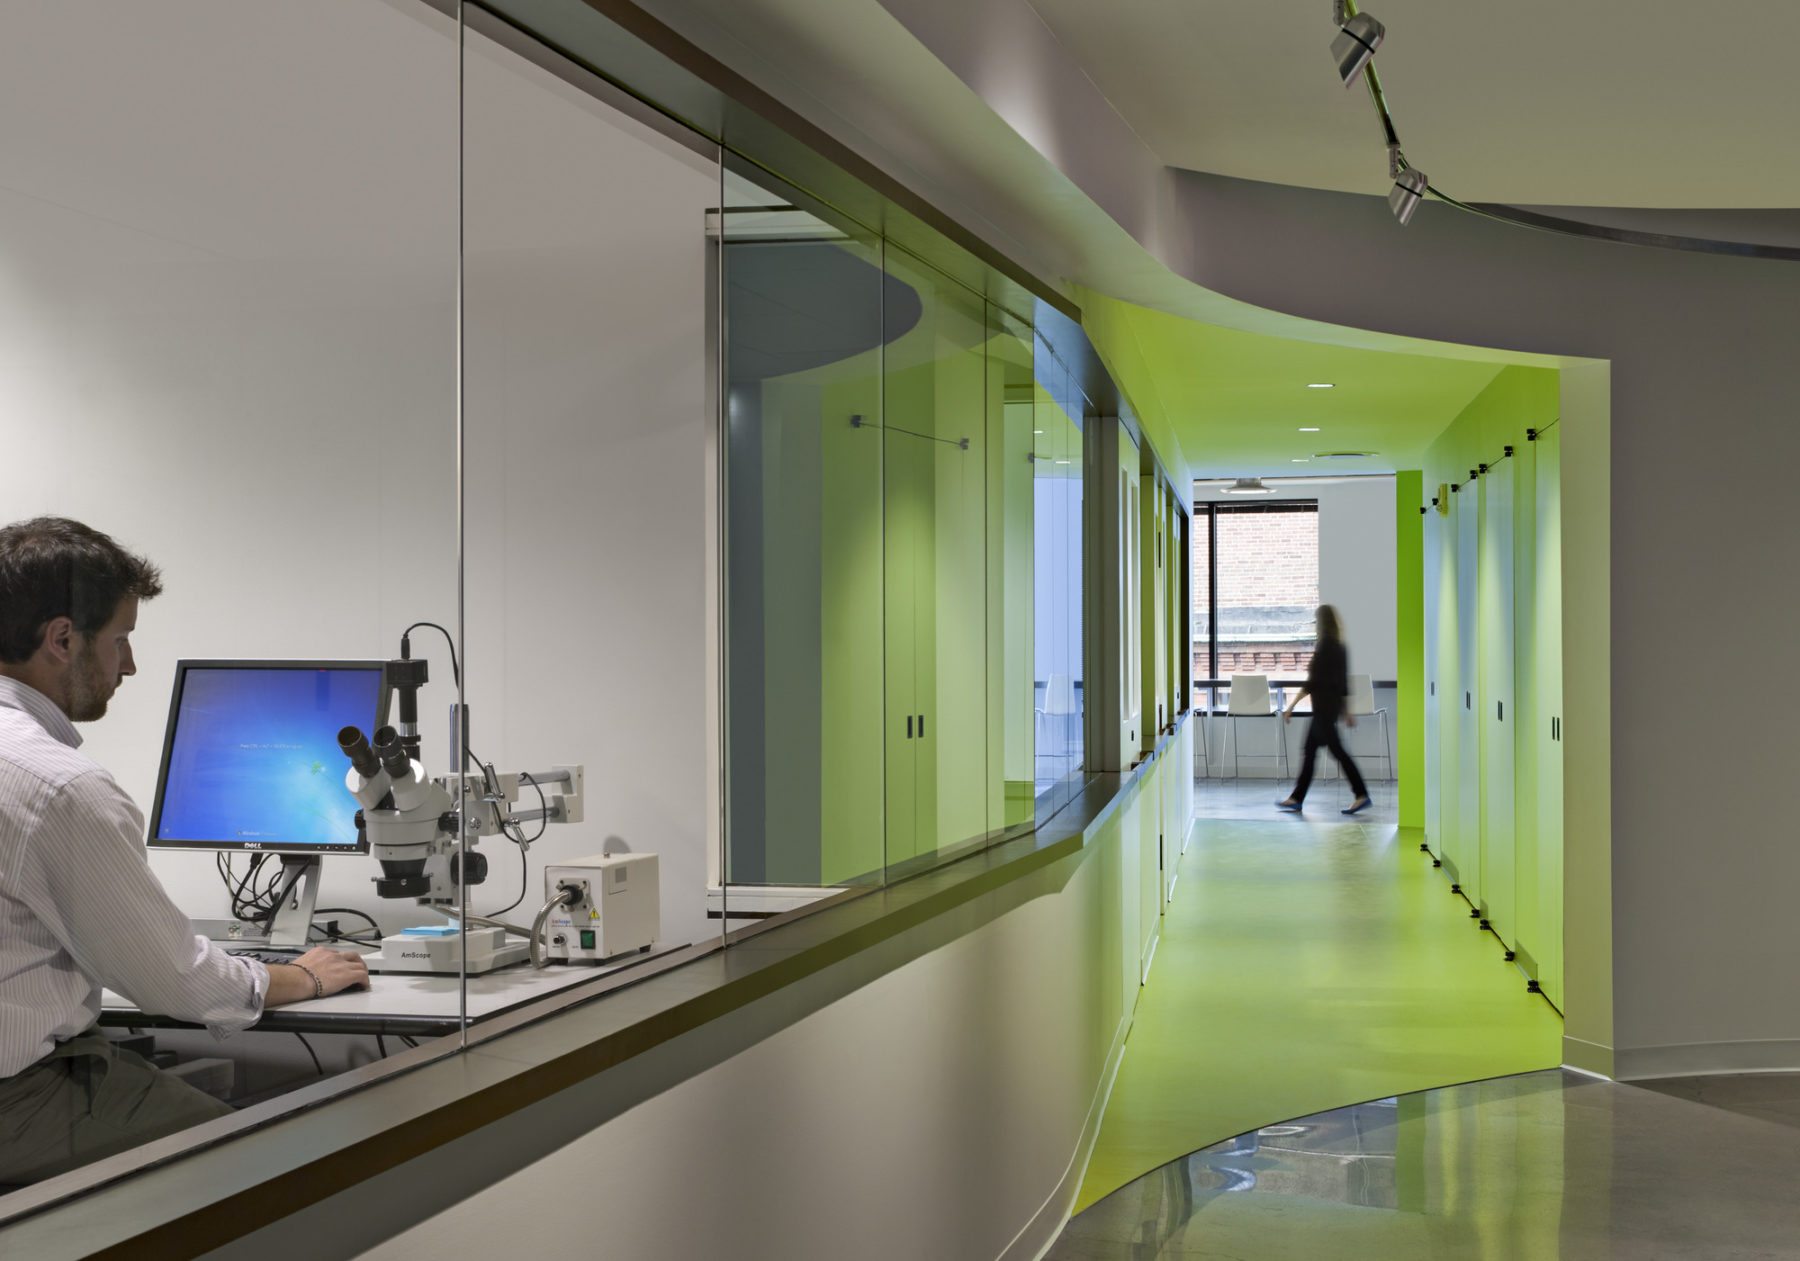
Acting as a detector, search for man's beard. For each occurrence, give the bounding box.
[65,643,113,722]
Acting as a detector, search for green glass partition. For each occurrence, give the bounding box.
[720,163,888,889]
[881,246,990,865]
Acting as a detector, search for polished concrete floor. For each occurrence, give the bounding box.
[1053,1069,1800,1259]
[1191,775,1399,824]
[1075,793,1561,1210]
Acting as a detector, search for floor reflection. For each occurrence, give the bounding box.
[1051,1068,1800,1260]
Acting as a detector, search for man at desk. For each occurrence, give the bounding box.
[0,517,368,1186]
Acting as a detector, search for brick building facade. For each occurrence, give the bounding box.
[1192,503,1319,682]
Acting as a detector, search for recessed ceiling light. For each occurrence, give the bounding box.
[1033,429,1044,434]
[1306,383,1335,389]
[1291,459,1308,463]
[1299,427,1321,432]
[1054,459,1070,465]
[1221,477,1276,495]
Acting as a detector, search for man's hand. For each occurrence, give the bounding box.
[265,948,371,1007]
[1345,713,1357,728]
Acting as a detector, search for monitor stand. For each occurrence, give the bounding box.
[266,856,322,949]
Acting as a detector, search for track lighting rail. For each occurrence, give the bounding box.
[1329,3,1800,260]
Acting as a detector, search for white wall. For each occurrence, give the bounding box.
[1192,478,1395,679]
[168,739,1199,1261]
[1317,480,1397,681]
[0,1,718,951]
[1193,479,1395,778]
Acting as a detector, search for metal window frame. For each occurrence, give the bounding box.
[1192,499,1321,700]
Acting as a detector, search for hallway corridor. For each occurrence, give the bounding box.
[1074,796,1562,1210]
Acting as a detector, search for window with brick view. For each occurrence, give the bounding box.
[1192,501,1319,689]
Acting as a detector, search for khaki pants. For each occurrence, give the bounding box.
[0,1031,234,1186]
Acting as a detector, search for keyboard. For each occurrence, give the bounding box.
[226,948,307,965]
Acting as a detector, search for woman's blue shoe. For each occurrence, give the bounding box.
[1276,799,1303,812]
[1342,797,1373,815]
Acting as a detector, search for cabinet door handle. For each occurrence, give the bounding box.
[906,715,913,739]
[918,713,925,739]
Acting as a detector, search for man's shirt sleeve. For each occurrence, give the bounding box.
[20,768,267,1035]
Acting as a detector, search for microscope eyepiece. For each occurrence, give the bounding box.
[338,726,381,779]
[371,725,413,779]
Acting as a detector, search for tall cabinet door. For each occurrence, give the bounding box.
[882,394,987,863]
[1119,427,1143,756]
[1143,477,1168,739]
[1424,494,1443,856]
[930,404,987,852]
[884,430,926,864]
[1435,494,1461,871]
[1480,460,1517,943]
[1455,485,1481,899]
[1535,425,1565,1008]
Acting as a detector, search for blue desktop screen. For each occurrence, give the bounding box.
[153,666,384,851]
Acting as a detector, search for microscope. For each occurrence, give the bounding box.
[337,650,584,974]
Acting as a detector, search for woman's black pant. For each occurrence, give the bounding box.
[1291,710,1368,803]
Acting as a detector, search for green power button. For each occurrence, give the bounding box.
[579,929,596,951]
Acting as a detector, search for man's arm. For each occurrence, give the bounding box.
[23,770,365,1027]
[266,949,369,1006]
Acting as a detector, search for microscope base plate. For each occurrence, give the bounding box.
[364,926,529,974]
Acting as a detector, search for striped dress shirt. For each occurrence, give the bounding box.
[0,675,266,1078]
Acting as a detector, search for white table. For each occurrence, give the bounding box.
[101,945,678,1036]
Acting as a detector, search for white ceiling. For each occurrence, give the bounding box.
[1023,0,1800,207]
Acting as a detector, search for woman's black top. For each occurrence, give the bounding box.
[1308,640,1349,719]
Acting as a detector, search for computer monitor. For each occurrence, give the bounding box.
[148,660,389,856]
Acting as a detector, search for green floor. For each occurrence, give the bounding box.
[1075,814,1564,1212]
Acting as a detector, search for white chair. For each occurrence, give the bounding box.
[1036,673,1078,761]
[1192,689,1211,778]
[1226,674,1288,779]
[1188,684,1215,778]
[1344,673,1392,780]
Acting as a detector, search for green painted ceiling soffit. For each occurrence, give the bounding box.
[1078,289,1524,482]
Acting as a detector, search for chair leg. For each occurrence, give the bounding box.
[1231,716,1240,780]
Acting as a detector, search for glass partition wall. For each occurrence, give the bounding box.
[719,163,888,898]
[0,0,1099,1213]
[0,0,466,1197]
[718,164,1058,906]
[1032,335,1088,813]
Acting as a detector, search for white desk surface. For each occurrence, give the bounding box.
[101,946,675,1031]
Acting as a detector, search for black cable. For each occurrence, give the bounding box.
[220,852,282,927]
[314,907,382,939]
[293,1033,324,1076]
[1338,3,1800,264]
[490,848,530,917]
[399,1035,418,1049]
[481,766,549,917]
[514,770,551,845]
[1426,185,1800,264]
[248,859,285,932]
[311,923,380,945]
[401,621,461,686]
[376,1035,388,1059]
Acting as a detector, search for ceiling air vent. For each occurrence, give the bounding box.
[1312,451,1377,460]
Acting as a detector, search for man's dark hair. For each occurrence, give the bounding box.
[0,518,163,664]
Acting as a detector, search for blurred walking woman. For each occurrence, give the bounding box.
[1276,605,1372,815]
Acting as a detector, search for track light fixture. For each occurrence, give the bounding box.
[1331,9,1385,87]
[1389,167,1428,225]
[1221,477,1277,495]
[1326,0,1800,258]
